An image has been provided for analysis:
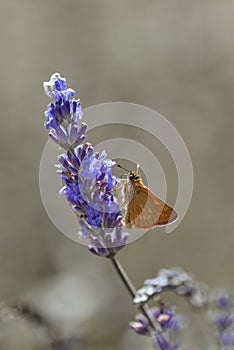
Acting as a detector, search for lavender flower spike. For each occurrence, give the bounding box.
[43,73,128,257]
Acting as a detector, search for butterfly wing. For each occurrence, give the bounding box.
[125,185,177,229]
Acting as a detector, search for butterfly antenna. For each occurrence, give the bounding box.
[117,164,130,172]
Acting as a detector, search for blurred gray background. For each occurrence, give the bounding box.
[0,0,234,349]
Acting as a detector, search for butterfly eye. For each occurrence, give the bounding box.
[129,174,135,180]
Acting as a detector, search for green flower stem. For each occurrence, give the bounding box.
[110,256,157,331]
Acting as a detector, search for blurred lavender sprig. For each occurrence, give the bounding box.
[131,267,208,349]
[213,293,234,349]
[43,73,128,257]
[133,267,209,307]
[130,267,234,349]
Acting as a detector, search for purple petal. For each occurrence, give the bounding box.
[129,321,150,335]
[220,330,234,345]
[217,295,231,308]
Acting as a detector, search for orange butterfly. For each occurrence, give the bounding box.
[118,165,177,229]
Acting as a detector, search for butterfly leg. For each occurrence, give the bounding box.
[125,211,132,228]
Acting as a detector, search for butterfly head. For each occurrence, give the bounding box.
[128,170,142,183]
[117,165,143,184]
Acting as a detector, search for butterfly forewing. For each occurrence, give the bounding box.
[125,180,177,229]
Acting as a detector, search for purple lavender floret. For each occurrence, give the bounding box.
[130,314,151,335]
[215,313,234,329]
[155,333,179,350]
[219,330,234,345]
[43,73,128,257]
[217,295,231,309]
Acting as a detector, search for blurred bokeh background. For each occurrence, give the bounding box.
[0,0,234,349]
